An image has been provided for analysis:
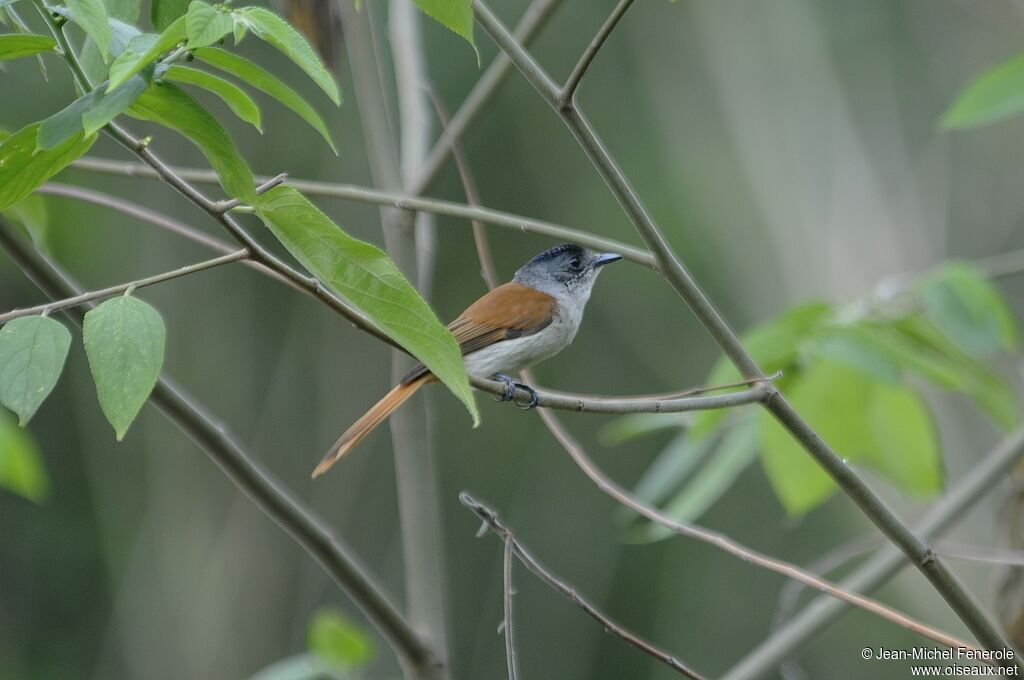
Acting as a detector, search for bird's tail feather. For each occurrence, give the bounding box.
[312,375,430,477]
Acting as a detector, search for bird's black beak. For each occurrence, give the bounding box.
[594,253,623,267]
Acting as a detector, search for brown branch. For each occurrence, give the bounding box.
[461,492,707,680]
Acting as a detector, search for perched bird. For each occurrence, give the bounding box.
[312,243,622,477]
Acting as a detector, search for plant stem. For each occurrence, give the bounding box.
[0,250,247,323]
[560,0,638,107]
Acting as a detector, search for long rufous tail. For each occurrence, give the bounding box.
[312,374,431,478]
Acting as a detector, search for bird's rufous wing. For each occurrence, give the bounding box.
[401,282,557,384]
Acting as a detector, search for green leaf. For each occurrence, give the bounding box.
[760,359,944,515]
[307,609,375,670]
[0,0,25,9]
[690,301,834,441]
[414,0,474,49]
[659,417,759,523]
[942,52,1024,130]
[0,411,48,503]
[83,295,166,440]
[67,0,112,62]
[193,46,336,152]
[865,382,942,494]
[80,17,141,83]
[185,0,232,49]
[163,65,261,131]
[248,654,347,680]
[38,74,149,147]
[814,330,901,384]
[0,34,57,60]
[102,0,140,22]
[0,316,72,426]
[128,82,256,203]
[107,15,186,92]
[599,413,683,446]
[234,7,340,105]
[255,186,478,424]
[919,262,1018,357]
[151,0,189,31]
[0,123,96,210]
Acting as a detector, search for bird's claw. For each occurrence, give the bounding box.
[492,374,540,410]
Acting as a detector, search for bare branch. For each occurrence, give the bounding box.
[939,544,1024,567]
[461,492,708,680]
[472,1,1018,661]
[69,157,654,268]
[0,250,248,323]
[211,173,288,213]
[560,0,638,107]
[502,537,520,680]
[0,216,438,676]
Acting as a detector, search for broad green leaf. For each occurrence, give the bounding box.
[307,609,375,670]
[67,0,112,62]
[235,7,340,105]
[129,82,256,203]
[193,46,336,152]
[0,411,48,503]
[38,74,149,147]
[152,0,189,31]
[185,0,232,48]
[0,123,96,210]
[690,301,834,441]
[80,17,141,83]
[255,186,478,423]
[164,65,261,131]
[414,0,474,49]
[102,0,139,22]
[248,654,346,680]
[942,52,1024,130]
[0,34,56,60]
[83,295,165,440]
[107,15,186,92]
[760,361,863,515]
[658,417,759,524]
[866,382,942,494]
[0,316,72,426]
[919,262,1018,357]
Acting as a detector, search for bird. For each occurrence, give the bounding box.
[312,243,622,477]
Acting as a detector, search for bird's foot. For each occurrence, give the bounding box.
[492,374,539,410]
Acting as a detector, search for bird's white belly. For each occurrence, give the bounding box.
[463,313,578,378]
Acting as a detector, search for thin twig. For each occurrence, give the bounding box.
[69,157,654,268]
[502,537,519,680]
[0,250,248,323]
[461,492,707,680]
[211,172,288,213]
[723,425,1024,680]
[472,1,1019,661]
[0,216,438,675]
[937,544,1024,567]
[532,407,987,660]
[560,0,638,107]
[411,0,565,195]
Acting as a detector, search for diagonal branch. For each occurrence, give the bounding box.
[461,492,708,680]
[471,1,1019,662]
[0,215,438,675]
[560,0,638,107]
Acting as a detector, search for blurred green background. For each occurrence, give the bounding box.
[3,1,1024,678]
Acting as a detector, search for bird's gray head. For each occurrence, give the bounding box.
[513,244,622,300]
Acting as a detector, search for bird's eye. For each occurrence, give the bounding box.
[568,256,582,270]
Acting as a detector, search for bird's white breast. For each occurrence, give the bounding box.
[463,302,581,378]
